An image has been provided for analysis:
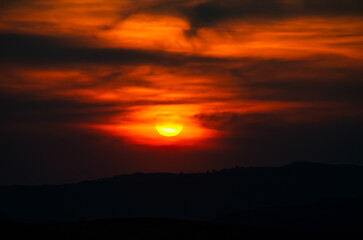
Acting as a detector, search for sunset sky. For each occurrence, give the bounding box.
[1,0,362,185]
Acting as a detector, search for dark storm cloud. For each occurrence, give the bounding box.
[0,93,121,124]
[229,57,363,104]
[0,33,229,66]
[0,90,229,127]
[180,0,363,35]
[89,71,154,89]
[194,112,245,130]
[120,0,363,35]
[242,78,363,103]
[193,111,304,131]
[2,0,363,36]
[195,107,363,131]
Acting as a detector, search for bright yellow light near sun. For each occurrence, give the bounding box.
[155,112,183,137]
[155,123,183,137]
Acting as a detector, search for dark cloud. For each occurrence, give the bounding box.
[2,0,363,36]
[180,0,363,35]
[229,57,363,104]
[194,112,245,130]
[0,93,121,125]
[0,33,230,66]
[119,0,363,35]
[93,71,154,89]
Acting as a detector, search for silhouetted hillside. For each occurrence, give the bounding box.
[214,197,363,232]
[1,218,359,240]
[0,162,362,233]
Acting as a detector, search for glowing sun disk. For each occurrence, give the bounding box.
[155,124,183,137]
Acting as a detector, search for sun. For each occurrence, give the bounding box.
[155,123,183,137]
[155,112,184,137]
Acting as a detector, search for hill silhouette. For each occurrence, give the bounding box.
[1,217,360,240]
[0,162,362,236]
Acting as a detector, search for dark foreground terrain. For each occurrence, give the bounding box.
[1,218,361,240]
[1,162,363,238]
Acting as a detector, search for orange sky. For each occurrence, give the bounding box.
[1,0,363,184]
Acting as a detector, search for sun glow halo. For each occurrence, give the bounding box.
[102,105,214,145]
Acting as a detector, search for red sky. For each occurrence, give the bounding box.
[1,0,363,185]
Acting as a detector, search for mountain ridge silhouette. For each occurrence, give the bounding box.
[0,161,362,233]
